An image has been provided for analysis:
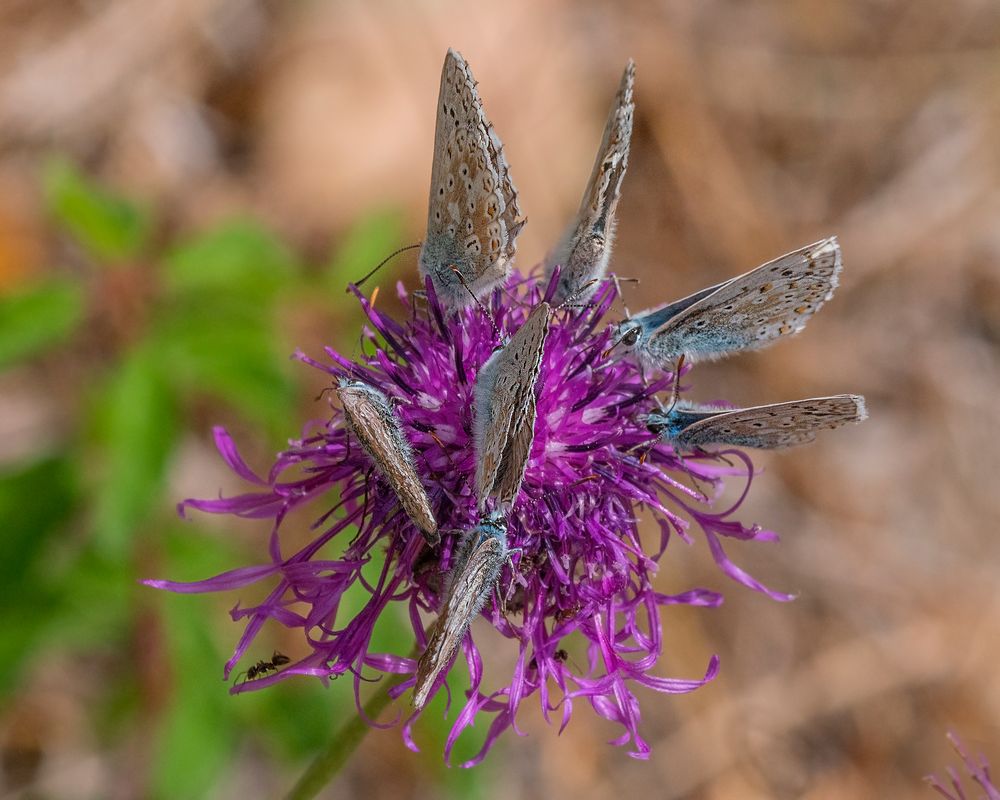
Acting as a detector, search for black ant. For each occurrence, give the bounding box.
[528,648,571,671]
[235,651,290,685]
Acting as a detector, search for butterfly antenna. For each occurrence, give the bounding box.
[610,273,637,319]
[315,384,337,402]
[350,242,422,290]
[448,265,503,341]
[554,279,600,312]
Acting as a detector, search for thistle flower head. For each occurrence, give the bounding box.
[146,267,788,764]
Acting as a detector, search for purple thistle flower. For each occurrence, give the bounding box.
[927,731,1000,800]
[145,268,790,764]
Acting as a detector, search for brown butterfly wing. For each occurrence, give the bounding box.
[647,238,842,364]
[413,532,506,709]
[420,49,524,308]
[474,303,551,509]
[338,383,438,542]
[545,60,635,302]
[679,395,867,450]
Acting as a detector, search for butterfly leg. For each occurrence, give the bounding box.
[427,430,456,476]
[507,546,523,575]
[637,439,660,464]
[623,427,660,463]
[610,273,638,319]
[498,546,525,618]
[346,467,374,548]
[500,283,531,309]
[493,583,508,618]
[665,355,686,413]
[674,447,712,502]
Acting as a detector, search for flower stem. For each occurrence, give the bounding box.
[284,669,411,800]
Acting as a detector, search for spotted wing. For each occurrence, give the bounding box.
[474,303,551,509]
[337,382,439,543]
[646,238,842,363]
[545,60,634,303]
[677,395,868,450]
[419,49,525,309]
[413,530,507,709]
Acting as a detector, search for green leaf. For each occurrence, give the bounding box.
[43,158,150,262]
[163,220,297,300]
[46,547,132,647]
[0,456,78,693]
[91,345,178,557]
[0,279,85,368]
[326,209,406,291]
[0,456,77,589]
[251,680,343,761]
[152,299,296,436]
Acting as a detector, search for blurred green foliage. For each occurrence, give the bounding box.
[44,158,151,263]
[0,160,486,797]
[0,279,84,368]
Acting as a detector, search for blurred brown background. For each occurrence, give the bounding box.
[2,1,999,798]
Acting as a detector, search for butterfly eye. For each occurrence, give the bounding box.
[622,327,641,347]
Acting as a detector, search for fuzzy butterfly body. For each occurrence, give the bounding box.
[413,512,509,710]
[615,238,842,369]
[474,302,551,511]
[336,379,439,545]
[545,60,635,304]
[646,394,868,450]
[419,49,525,311]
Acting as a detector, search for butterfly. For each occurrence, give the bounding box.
[612,238,842,370]
[336,379,439,545]
[419,49,526,311]
[645,394,868,450]
[413,511,509,710]
[474,302,551,511]
[544,60,635,304]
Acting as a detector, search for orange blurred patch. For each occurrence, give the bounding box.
[0,204,44,291]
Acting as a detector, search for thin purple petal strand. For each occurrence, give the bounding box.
[140,563,280,593]
[926,731,1000,800]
